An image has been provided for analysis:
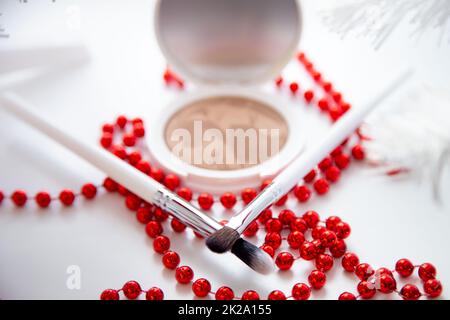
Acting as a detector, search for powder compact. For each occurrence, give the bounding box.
[148,0,305,193]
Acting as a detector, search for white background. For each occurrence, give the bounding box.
[0,0,449,299]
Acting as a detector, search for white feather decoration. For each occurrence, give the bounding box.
[322,0,450,48]
[364,83,450,201]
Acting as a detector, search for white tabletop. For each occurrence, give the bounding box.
[0,0,449,300]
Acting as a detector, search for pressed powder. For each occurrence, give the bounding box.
[164,96,289,170]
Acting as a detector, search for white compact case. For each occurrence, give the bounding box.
[148,0,305,194]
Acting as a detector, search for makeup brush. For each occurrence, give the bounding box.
[0,92,274,274]
[206,68,413,253]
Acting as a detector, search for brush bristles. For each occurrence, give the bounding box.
[231,239,274,274]
[205,227,240,253]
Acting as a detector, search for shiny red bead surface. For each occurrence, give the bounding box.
[268,290,286,300]
[355,263,374,280]
[162,251,180,269]
[35,191,51,208]
[287,231,305,249]
[313,178,329,195]
[304,90,314,103]
[315,254,334,272]
[338,292,356,300]
[334,222,351,239]
[260,245,275,258]
[122,281,141,299]
[122,132,136,147]
[351,144,365,160]
[59,189,75,206]
[220,192,237,209]
[342,253,360,272]
[264,232,282,250]
[308,270,326,290]
[243,221,259,237]
[329,239,347,258]
[241,188,257,204]
[294,185,311,202]
[215,286,234,300]
[278,209,296,225]
[300,241,317,260]
[302,210,320,228]
[192,278,211,297]
[357,281,376,299]
[265,218,283,233]
[145,221,163,238]
[289,82,299,94]
[378,274,397,294]
[198,193,214,210]
[418,263,436,281]
[303,169,317,183]
[100,289,120,300]
[136,206,152,224]
[175,266,194,284]
[325,166,341,182]
[177,187,193,202]
[163,174,180,191]
[400,284,421,300]
[146,287,164,300]
[423,279,442,298]
[290,218,308,233]
[275,252,294,271]
[395,258,415,277]
[292,283,311,300]
[12,190,27,207]
[81,183,97,199]
[116,115,128,129]
[170,218,187,233]
[241,290,260,300]
[153,235,171,254]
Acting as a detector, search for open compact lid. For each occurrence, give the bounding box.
[155,0,302,85]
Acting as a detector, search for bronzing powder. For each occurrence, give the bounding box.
[164,96,288,170]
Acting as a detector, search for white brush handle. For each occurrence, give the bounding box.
[0,92,222,235]
[227,68,414,233]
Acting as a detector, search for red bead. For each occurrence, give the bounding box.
[136,206,152,224]
[125,194,142,211]
[287,231,305,249]
[243,221,259,237]
[0,191,4,205]
[338,292,356,300]
[395,258,415,277]
[308,270,326,289]
[312,71,322,82]
[329,105,343,122]
[292,283,311,300]
[294,185,311,202]
[103,177,118,192]
[312,225,326,239]
[351,144,365,160]
[320,230,337,248]
[329,239,347,258]
[355,263,375,280]
[302,210,320,228]
[304,90,314,103]
[215,286,234,300]
[12,190,27,207]
[198,193,214,210]
[260,245,275,258]
[177,187,193,202]
[111,144,127,159]
[378,274,397,294]
[303,169,317,183]
[275,194,288,206]
[325,216,341,231]
[260,179,272,190]
[265,218,283,233]
[278,209,296,225]
[331,146,343,157]
[423,279,442,298]
[175,266,194,284]
[128,151,142,166]
[153,235,170,254]
[268,290,286,300]
[275,76,283,87]
[318,98,329,111]
[418,263,436,281]
[289,82,299,94]
[102,123,114,134]
[122,281,141,299]
[313,178,329,195]
[334,222,351,239]
[315,254,334,272]
[323,82,333,92]
[59,189,75,206]
[145,221,163,238]
[318,157,333,172]
[100,289,120,300]
[135,160,151,174]
[342,253,360,272]
[332,91,342,103]
[117,184,129,196]
[341,103,351,113]
[220,192,237,209]
[192,278,211,298]
[312,239,326,255]
[100,133,113,148]
[325,166,340,182]
[300,241,317,260]
[163,174,180,191]
[153,207,169,222]
[241,188,257,204]
[357,281,376,299]
[264,232,282,250]
[162,251,180,269]
[116,115,127,129]
[376,267,394,278]
[146,287,164,300]
[35,191,51,208]
[290,218,308,233]
[133,123,145,138]
[171,218,187,232]
[131,118,143,126]
[334,153,350,169]
[400,284,421,300]
[150,167,165,182]
[275,252,294,271]
[241,290,260,300]
[257,209,273,224]
[81,183,97,199]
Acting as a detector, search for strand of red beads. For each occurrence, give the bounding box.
[0,52,442,300]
